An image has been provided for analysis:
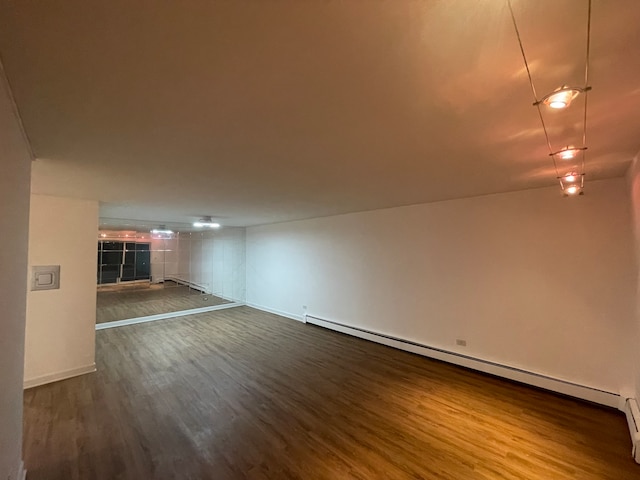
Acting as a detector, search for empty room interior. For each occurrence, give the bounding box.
[2,1,640,479]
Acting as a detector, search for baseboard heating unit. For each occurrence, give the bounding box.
[624,397,640,463]
[303,314,621,409]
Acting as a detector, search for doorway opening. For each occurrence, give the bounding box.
[96,221,246,327]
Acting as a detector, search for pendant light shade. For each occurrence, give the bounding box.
[535,85,591,109]
[550,146,587,160]
[561,172,580,184]
[564,184,582,196]
[559,172,584,196]
[508,0,592,198]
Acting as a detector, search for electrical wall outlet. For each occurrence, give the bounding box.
[456,339,467,347]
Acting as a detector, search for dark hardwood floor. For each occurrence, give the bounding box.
[23,307,638,479]
[96,282,230,323]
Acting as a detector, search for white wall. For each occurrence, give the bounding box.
[247,179,635,397]
[167,228,246,301]
[187,232,215,292]
[150,236,165,283]
[150,236,178,283]
[149,229,246,302]
[25,194,99,387]
[211,227,246,302]
[0,72,31,480]
[626,157,640,401]
[175,233,192,283]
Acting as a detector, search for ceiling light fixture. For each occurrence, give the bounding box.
[561,172,580,183]
[535,86,591,109]
[564,184,582,196]
[193,216,220,228]
[508,0,592,197]
[151,225,174,235]
[559,172,585,196]
[550,146,587,160]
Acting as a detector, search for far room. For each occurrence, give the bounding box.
[96,218,245,327]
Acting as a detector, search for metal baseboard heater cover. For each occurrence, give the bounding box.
[303,314,620,409]
[624,398,640,464]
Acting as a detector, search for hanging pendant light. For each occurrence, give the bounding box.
[535,85,591,109]
[559,172,584,196]
[508,0,592,198]
[564,184,582,195]
[561,172,580,184]
[550,145,587,160]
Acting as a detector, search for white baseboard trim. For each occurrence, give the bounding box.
[24,363,96,389]
[95,302,244,330]
[245,302,305,323]
[305,314,621,409]
[218,294,247,304]
[18,460,26,480]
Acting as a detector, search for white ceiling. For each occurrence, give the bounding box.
[1,0,639,227]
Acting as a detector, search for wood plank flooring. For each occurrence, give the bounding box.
[23,307,639,479]
[96,282,230,323]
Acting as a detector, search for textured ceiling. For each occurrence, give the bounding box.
[1,0,639,226]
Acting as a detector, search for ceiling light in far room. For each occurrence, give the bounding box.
[550,145,587,161]
[151,225,174,235]
[535,85,591,109]
[193,216,220,228]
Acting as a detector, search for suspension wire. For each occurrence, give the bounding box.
[580,0,592,180]
[506,0,560,179]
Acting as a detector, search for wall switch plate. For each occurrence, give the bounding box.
[456,339,467,347]
[31,265,60,291]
